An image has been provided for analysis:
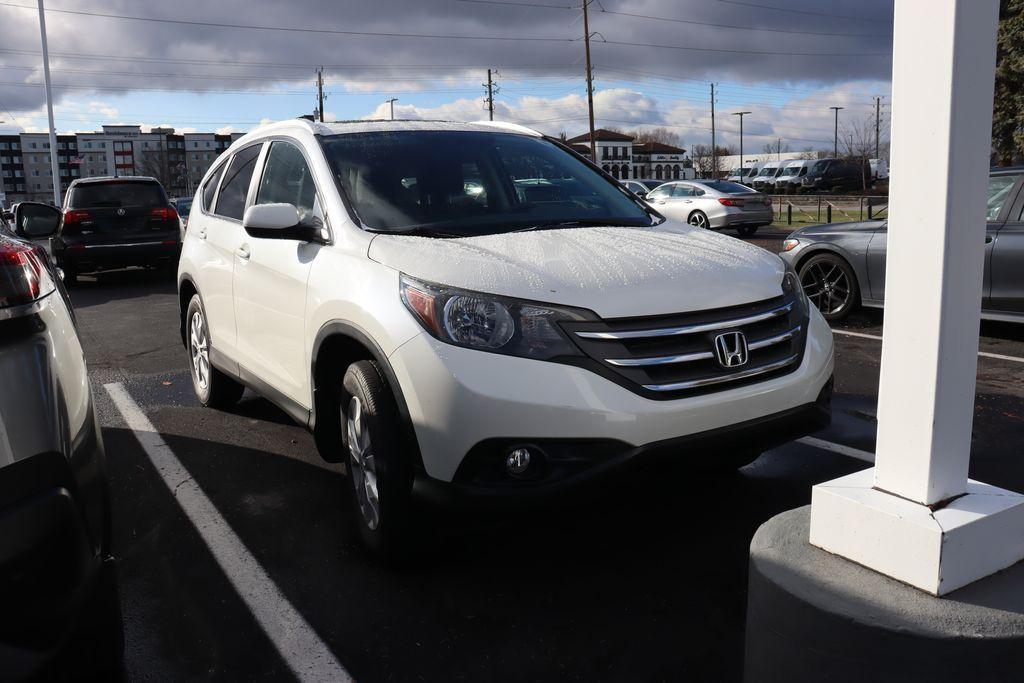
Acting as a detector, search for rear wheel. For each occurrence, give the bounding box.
[736,225,758,237]
[798,253,860,321]
[186,294,244,408]
[341,361,414,557]
[687,210,710,229]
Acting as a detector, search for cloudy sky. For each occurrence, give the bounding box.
[0,0,894,152]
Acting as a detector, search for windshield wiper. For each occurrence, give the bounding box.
[379,226,465,238]
[512,219,645,232]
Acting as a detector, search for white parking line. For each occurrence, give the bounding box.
[796,436,874,463]
[832,328,1024,364]
[103,383,352,683]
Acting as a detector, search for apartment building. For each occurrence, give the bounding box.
[1,126,243,207]
[566,129,691,181]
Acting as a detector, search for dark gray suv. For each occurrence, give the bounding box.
[0,211,122,679]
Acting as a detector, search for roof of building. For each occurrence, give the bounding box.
[566,128,635,143]
[633,141,686,154]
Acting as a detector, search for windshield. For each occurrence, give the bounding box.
[782,166,802,175]
[758,167,777,176]
[701,181,754,194]
[809,160,830,175]
[68,182,166,209]
[321,131,652,236]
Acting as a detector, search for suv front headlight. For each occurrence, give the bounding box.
[400,274,594,360]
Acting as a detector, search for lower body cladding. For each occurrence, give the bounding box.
[387,310,835,495]
[58,240,181,275]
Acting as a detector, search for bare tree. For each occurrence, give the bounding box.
[839,114,884,191]
[631,126,683,148]
[762,139,792,157]
[139,145,173,189]
[690,144,732,178]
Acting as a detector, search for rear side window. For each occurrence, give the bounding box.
[201,164,226,212]
[68,181,166,209]
[215,144,262,220]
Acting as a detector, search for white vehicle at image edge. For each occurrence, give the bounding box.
[177,119,834,554]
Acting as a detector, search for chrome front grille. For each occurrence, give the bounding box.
[561,295,807,399]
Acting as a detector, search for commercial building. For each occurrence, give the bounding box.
[565,129,692,181]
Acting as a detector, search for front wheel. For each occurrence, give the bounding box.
[341,360,414,557]
[687,210,711,229]
[798,253,860,321]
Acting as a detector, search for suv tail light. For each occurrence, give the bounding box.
[62,209,92,233]
[150,207,178,221]
[0,238,56,318]
[718,198,745,207]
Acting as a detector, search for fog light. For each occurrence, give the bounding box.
[505,448,531,476]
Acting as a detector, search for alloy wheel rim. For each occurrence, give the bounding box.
[801,261,851,315]
[346,395,380,530]
[189,310,210,390]
[689,213,708,228]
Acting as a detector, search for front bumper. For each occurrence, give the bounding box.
[388,307,835,484]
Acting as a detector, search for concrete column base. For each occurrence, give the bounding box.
[745,506,1024,683]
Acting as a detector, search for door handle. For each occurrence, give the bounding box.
[235,244,251,261]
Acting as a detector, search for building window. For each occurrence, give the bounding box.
[0,143,7,150]
[31,170,39,177]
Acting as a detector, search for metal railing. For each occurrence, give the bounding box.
[768,194,888,225]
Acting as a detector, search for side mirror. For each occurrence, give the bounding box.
[242,203,325,243]
[15,202,61,239]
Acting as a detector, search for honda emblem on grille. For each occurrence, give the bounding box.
[116,208,126,216]
[714,332,749,368]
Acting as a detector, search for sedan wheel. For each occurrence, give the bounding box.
[688,211,710,229]
[799,254,859,320]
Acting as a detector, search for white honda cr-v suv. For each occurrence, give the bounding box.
[177,119,834,552]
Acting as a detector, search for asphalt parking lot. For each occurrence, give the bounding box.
[72,229,1024,681]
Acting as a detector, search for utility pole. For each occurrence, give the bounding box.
[316,67,325,122]
[386,98,398,121]
[582,0,597,162]
[732,111,750,181]
[830,106,844,157]
[710,83,717,179]
[484,69,497,121]
[36,0,60,206]
[875,96,882,158]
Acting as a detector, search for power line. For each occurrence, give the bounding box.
[0,2,574,42]
[452,0,891,37]
[0,2,891,57]
[715,0,885,23]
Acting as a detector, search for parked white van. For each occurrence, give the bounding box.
[751,162,784,192]
[773,160,815,194]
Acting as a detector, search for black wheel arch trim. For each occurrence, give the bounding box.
[311,320,425,471]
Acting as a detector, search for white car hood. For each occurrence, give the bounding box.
[367,223,785,318]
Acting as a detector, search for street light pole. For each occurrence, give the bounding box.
[36,0,60,206]
[386,98,398,121]
[830,106,844,157]
[732,111,750,181]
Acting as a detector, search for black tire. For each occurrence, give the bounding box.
[185,294,244,408]
[687,210,711,229]
[798,252,860,321]
[736,225,758,237]
[341,360,414,557]
[61,265,79,287]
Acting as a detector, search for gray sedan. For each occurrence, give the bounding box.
[646,180,774,236]
[779,168,1024,321]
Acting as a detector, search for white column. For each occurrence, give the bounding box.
[809,0,1024,596]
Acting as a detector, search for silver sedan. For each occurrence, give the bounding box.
[645,180,774,236]
[779,168,1024,321]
